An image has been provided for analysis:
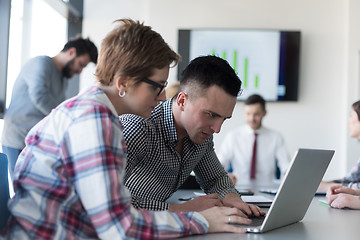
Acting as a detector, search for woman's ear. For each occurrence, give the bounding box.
[115,76,130,93]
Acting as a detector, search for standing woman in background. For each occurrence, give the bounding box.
[3,19,250,239]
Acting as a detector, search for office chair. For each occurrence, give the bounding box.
[0,153,11,231]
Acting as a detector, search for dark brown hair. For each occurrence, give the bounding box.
[245,94,266,111]
[352,100,360,120]
[179,55,241,99]
[61,37,98,64]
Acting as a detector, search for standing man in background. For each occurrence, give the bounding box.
[218,94,290,184]
[1,37,98,178]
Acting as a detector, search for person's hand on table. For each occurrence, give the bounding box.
[326,185,360,198]
[327,193,360,209]
[199,206,251,233]
[169,193,224,212]
[223,192,265,217]
[326,185,360,209]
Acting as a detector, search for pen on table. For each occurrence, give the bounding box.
[319,200,330,207]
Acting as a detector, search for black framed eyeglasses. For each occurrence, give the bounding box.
[140,78,168,96]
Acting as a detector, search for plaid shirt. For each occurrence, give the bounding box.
[120,99,240,211]
[5,86,208,239]
[343,158,360,189]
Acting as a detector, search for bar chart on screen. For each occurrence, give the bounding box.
[189,30,281,100]
[210,49,260,90]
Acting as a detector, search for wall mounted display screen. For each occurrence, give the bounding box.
[178,29,301,101]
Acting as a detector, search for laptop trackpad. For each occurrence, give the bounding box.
[231,215,266,231]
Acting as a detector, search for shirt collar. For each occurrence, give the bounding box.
[87,85,119,117]
[160,99,179,146]
[245,124,265,134]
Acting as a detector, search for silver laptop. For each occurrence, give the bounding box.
[239,148,335,233]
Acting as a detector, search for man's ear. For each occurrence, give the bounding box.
[263,110,267,117]
[67,47,77,58]
[176,92,188,111]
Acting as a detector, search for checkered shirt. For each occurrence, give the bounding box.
[343,158,360,189]
[120,99,240,211]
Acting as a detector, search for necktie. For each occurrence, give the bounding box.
[250,132,258,179]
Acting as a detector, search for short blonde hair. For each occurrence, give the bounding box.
[95,19,180,86]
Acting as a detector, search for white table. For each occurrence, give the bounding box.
[167,181,360,240]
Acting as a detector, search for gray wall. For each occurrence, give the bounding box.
[81,0,360,180]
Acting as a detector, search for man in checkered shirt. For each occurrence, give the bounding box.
[120,56,264,217]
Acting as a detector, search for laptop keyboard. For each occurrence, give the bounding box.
[231,215,266,227]
[247,215,266,227]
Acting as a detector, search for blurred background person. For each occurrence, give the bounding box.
[1,37,98,178]
[218,94,290,184]
[319,100,360,192]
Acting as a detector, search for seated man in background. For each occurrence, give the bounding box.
[120,55,264,217]
[217,94,290,184]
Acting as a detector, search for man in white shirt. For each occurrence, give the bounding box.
[218,94,290,184]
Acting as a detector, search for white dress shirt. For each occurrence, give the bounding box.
[217,125,290,184]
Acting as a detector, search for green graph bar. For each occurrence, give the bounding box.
[222,51,226,60]
[255,75,259,88]
[233,50,237,74]
[244,58,248,87]
[208,50,259,88]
